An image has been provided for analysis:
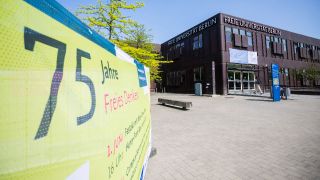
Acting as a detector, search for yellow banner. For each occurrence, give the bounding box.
[0,1,151,179]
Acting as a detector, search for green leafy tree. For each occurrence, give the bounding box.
[77,1,171,81]
[76,0,144,40]
[296,66,320,86]
[113,24,171,81]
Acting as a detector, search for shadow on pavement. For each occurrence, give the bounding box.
[156,104,190,111]
[245,98,273,102]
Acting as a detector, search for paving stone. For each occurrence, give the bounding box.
[145,94,320,180]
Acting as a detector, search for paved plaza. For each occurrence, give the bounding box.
[145,93,320,180]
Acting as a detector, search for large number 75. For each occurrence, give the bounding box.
[24,27,96,140]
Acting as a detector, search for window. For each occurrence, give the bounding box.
[274,37,279,43]
[199,34,203,48]
[232,28,239,34]
[246,31,253,47]
[266,36,270,49]
[282,39,287,52]
[240,29,245,36]
[193,34,203,50]
[193,36,199,50]
[175,43,180,50]
[193,67,204,81]
[180,42,184,55]
[299,43,303,48]
[294,43,297,54]
[225,27,232,43]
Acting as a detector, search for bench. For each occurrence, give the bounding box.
[158,98,192,110]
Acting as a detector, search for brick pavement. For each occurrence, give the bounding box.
[145,94,320,180]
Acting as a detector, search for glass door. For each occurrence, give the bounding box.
[235,71,241,91]
[248,72,255,90]
[228,71,242,93]
[228,71,235,91]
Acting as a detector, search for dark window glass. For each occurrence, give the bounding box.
[225,27,232,43]
[199,34,203,48]
[193,36,199,50]
[193,34,203,50]
[180,42,184,54]
[246,31,253,47]
[193,67,204,81]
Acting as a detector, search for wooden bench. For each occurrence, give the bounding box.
[158,98,192,110]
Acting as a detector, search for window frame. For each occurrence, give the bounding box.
[246,31,253,47]
[282,39,287,52]
[225,26,232,43]
[193,33,203,50]
[266,36,270,49]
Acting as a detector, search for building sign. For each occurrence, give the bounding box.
[0,1,151,180]
[167,17,217,45]
[229,48,258,65]
[224,16,281,36]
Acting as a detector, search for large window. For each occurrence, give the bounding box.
[246,31,253,47]
[225,27,232,43]
[166,71,186,86]
[294,43,298,54]
[193,34,203,50]
[266,36,270,49]
[193,67,204,81]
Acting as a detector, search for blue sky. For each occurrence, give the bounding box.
[56,0,320,44]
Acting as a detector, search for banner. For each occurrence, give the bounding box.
[0,0,151,179]
[229,48,258,65]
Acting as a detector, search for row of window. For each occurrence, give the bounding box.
[226,26,320,59]
[167,34,203,59]
[293,42,320,54]
[167,26,320,60]
[166,71,186,86]
[166,67,205,86]
[265,36,287,52]
[225,26,253,47]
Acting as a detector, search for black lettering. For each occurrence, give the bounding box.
[101,60,105,84]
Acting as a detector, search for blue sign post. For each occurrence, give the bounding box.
[271,64,281,101]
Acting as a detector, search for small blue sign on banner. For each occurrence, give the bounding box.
[271,64,281,101]
[134,60,147,87]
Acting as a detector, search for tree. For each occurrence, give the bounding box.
[296,66,320,86]
[125,23,151,49]
[76,1,171,81]
[76,0,144,40]
[113,24,171,81]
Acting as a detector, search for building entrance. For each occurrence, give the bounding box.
[228,70,255,94]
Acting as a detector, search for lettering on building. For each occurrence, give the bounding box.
[224,16,281,36]
[167,17,217,46]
